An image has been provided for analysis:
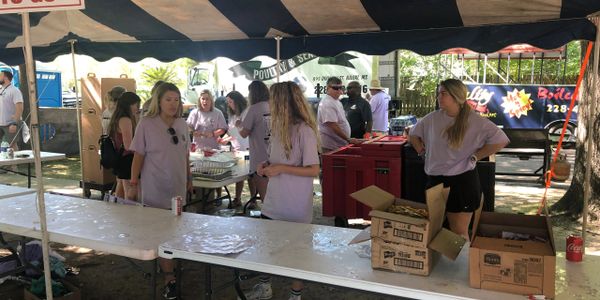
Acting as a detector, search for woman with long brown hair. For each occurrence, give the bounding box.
[238,81,271,201]
[107,92,141,201]
[409,79,509,240]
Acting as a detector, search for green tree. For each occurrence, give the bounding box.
[138,65,182,100]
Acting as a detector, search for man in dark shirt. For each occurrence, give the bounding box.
[340,81,372,138]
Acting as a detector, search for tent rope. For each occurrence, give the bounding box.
[537,41,594,215]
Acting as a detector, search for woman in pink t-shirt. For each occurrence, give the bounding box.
[130,83,192,299]
[186,89,227,150]
[410,79,509,240]
[246,82,320,300]
[218,90,249,207]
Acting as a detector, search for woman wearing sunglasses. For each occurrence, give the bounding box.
[186,89,227,151]
[245,82,320,300]
[130,82,192,300]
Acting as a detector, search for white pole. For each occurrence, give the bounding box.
[506,54,511,83]
[69,40,85,197]
[531,53,536,84]
[275,36,282,83]
[483,54,487,83]
[582,17,600,254]
[21,12,53,300]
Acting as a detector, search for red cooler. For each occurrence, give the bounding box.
[322,136,406,225]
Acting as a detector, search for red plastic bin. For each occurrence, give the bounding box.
[322,140,403,223]
[360,135,407,157]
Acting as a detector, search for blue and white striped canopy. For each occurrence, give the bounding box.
[0,0,599,64]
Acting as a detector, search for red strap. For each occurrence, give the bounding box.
[538,41,594,215]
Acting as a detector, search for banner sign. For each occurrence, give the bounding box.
[0,0,84,14]
[229,53,359,82]
[466,84,577,129]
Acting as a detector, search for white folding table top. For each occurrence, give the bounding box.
[0,193,203,261]
[158,216,531,300]
[0,150,66,166]
[0,184,36,199]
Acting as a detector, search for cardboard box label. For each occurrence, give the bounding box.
[480,251,544,287]
[371,238,435,276]
[372,218,428,247]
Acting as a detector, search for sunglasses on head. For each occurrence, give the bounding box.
[329,85,344,91]
[167,127,179,145]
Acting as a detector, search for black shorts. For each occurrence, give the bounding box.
[427,168,481,213]
[114,153,134,180]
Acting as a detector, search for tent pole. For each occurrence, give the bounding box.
[556,51,562,83]
[506,53,511,83]
[476,54,480,83]
[483,54,487,83]
[275,36,282,83]
[583,18,600,254]
[517,53,522,81]
[563,44,568,84]
[21,12,54,300]
[531,53,536,84]
[540,52,545,83]
[461,54,465,80]
[69,40,85,198]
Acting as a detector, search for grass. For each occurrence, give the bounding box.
[13,155,82,181]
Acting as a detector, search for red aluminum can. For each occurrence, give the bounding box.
[190,142,197,153]
[566,235,583,262]
[171,196,183,216]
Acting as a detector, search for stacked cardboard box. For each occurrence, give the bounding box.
[350,184,466,276]
[469,211,556,298]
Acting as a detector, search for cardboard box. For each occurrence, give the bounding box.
[24,280,81,300]
[350,184,467,275]
[371,237,440,276]
[469,211,556,298]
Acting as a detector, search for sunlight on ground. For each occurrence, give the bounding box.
[59,245,94,254]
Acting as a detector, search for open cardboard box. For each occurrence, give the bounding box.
[469,211,556,298]
[350,184,467,275]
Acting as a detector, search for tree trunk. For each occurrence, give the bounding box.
[551,41,600,221]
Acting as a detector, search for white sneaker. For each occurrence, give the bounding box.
[239,282,273,300]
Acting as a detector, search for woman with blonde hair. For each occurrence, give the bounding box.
[186,89,227,150]
[409,78,509,240]
[130,82,192,299]
[244,82,320,300]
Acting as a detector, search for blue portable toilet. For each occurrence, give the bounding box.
[0,62,63,107]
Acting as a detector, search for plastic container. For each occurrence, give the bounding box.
[322,144,402,221]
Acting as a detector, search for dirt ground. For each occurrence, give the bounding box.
[1,152,598,300]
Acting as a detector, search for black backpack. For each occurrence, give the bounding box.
[99,135,122,169]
